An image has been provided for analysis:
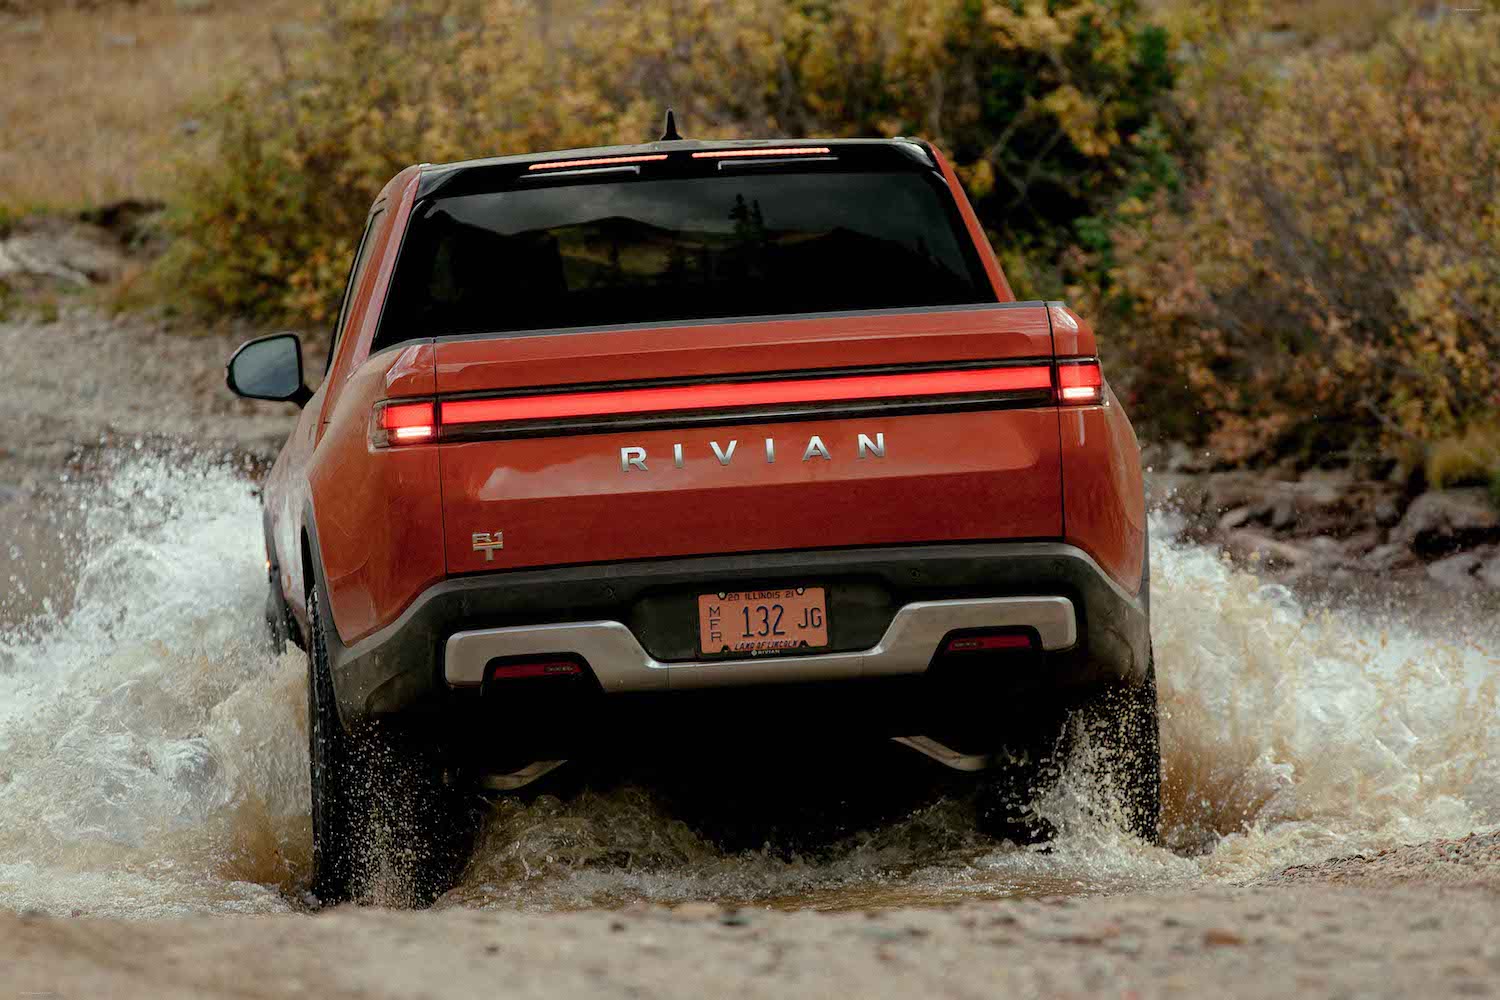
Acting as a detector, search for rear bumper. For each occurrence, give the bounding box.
[322,540,1150,727]
[445,596,1077,692]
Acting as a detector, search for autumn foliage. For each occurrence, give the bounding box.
[1104,12,1500,477]
[162,1,1499,484]
[160,0,1173,324]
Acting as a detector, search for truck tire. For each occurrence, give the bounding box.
[306,588,477,906]
[978,653,1161,845]
[307,587,363,902]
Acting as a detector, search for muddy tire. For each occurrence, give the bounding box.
[307,588,363,902]
[306,588,476,906]
[974,717,1069,844]
[977,654,1161,845]
[1070,655,1161,844]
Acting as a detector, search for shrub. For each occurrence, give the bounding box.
[158,0,1176,325]
[1107,13,1500,464]
[1426,423,1500,493]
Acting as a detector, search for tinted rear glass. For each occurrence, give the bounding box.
[374,168,993,350]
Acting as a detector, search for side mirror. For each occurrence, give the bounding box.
[226,334,312,408]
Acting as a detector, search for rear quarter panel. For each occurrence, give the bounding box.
[306,344,445,644]
[1054,305,1145,594]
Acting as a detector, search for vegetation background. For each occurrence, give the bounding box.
[2,0,1496,495]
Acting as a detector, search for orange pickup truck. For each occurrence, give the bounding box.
[227,133,1159,903]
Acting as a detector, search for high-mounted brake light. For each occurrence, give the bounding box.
[691,147,833,159]
[527,154,669,171]
[1056,360,1104,406]
[373,400,436,446]
[439,365,1054,427]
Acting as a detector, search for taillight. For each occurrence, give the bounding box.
[372,400,436,447]
[1056,359,1104,406]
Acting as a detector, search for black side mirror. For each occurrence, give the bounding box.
[226,334,312,408]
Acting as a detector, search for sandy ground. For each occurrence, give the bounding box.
[7,878,1500,999]
[4,307,1499,998]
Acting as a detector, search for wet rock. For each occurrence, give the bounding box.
[1224,530,1309,569]
[1342,529,1382,555]
[1374,496,1404,527]
[1203,928,1245,947]
[1390,489,1500,554]
[1302,536,1352,566]
[0,228,126,287]
[1362,543,1417,572]
[1207,471,1277,512]
[1218,506,1255,531]
[1480,553,1500,590]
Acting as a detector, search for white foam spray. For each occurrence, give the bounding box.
[0,453,1494,915]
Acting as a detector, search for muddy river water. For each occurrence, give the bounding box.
[1,447,1497,921]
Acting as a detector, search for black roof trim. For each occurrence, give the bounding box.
[414,137,935,199]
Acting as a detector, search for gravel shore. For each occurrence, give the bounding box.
[8,876,1500,999]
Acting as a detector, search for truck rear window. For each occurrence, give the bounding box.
[374,168,994,350]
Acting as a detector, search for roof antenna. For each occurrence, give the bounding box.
[660,107,683,142]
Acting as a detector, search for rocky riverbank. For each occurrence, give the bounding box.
[1147,449,1500,598]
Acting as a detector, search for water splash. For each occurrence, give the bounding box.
[0,453,1495,916]
[0,451,307,916]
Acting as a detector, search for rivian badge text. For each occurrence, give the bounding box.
[620,433,885,472]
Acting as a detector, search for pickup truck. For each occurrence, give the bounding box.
[226,134,1159,904]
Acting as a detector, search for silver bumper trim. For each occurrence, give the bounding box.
[444,595,1076,693]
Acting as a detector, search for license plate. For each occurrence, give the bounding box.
[697,586,828,656]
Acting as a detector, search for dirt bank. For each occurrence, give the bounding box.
[7,869,1499,999]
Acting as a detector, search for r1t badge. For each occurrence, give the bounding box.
[472,531,505,561]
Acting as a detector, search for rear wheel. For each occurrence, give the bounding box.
[977,654,1161,844]
[306,588,476,905]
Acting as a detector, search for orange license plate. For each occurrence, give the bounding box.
[698,587,829,656]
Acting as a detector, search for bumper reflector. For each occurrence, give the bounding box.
[942,633,1036,654]
[488,660,583,681]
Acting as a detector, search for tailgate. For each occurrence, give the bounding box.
[431,304,1063,573]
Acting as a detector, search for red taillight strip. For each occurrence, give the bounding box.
[691,147,833,159]
[439,365,1053,426]
[527,154,670,171]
